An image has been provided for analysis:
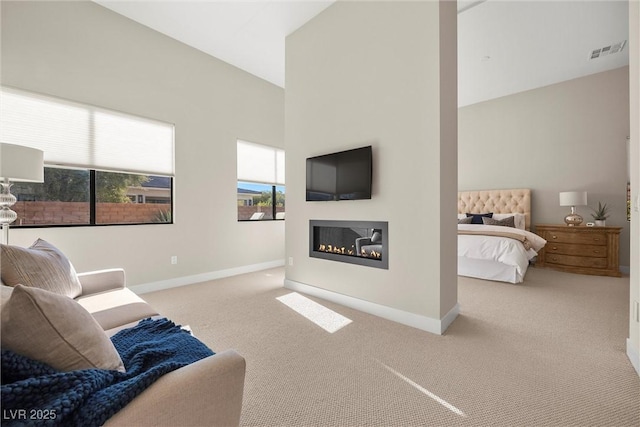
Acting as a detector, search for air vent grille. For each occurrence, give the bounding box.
[590,40,627,60]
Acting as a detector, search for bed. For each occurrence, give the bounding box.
[457,189,547,283]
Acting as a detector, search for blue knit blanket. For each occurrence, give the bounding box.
[1,318,214,427]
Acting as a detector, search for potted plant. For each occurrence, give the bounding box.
[591,202,610,226]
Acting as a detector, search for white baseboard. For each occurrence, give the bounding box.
[284,279,459,335]
[440,302,460,333]
[130,259,285,294]
[627,338,640,376]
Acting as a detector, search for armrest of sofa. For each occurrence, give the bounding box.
[104,350,246,427]
[77,268,126,296]
[355,237,372,254]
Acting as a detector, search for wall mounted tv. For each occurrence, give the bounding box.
[306,145,372,201]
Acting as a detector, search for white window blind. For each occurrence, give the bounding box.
[0,87,175,176]
[237,140,285,185]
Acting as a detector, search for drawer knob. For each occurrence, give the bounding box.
[552,235,558,239]
[552,246,557,250]
[593,238,600,242]
[593,250,600,254]
[552,257,558,261]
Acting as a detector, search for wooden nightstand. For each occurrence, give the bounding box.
[535,224,621,277]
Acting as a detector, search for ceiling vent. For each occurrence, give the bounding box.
[589,40,627,60]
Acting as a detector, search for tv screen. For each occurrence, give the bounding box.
[306,146,372,201]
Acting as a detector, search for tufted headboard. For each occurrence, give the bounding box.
[458,189,532,230]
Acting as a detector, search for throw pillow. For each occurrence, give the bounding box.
[465,212,493,224]
[458,217,473,224]
[1,284,13,309]
[1,284,125,372]
[482,216,516,228]
[0,239,83,298]
[493,213,527,230]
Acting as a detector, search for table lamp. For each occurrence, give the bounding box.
[0,143,45,244]
[559,191,587,226]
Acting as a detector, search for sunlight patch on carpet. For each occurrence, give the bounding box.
[276,292,352,333]
[376,360,466,417]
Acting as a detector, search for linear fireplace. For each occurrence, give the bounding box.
[309,220,388,269]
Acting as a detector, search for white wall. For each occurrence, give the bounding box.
[459,67,631,267]
[0,1,285,287]
[628,0,639,376]
[284,1,458,333]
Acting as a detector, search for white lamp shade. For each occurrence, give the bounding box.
[0,143,44,182]
[559,191,587,207]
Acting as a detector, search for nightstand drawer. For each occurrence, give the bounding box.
[544,231,606,245]
[544,242,607,258]
[545,254,608,269]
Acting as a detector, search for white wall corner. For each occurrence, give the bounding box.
[627,338,640,376]
[130,259,285,294]
[284,279,458,336]
[440,302,460,334]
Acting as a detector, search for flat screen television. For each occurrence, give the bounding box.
[306,145,372,201]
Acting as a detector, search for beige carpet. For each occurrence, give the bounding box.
[143,267,639,427]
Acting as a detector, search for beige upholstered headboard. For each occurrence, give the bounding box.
[458,189,532,230]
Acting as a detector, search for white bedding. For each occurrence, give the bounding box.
[457,224,547,284]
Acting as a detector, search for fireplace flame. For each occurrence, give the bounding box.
[317,243,381,260]
[317,243,359,257]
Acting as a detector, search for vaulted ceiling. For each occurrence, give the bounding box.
[94,1,630,106]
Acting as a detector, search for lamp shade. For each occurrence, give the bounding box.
[0,143,44,182]
[559,191,587,207]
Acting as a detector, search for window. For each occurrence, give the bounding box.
[10,168,172,226]
[96,171,172,224]
[237,140,285,221]
[11,168,90,226]
[1,87,174,226]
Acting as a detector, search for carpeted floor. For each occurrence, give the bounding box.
[142,266,639,427]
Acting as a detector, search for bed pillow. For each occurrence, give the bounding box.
[1,284,125,372]
[458,216,474,224]
[493,213,526,230]
[482,216,516,228]
[465,213,493,224]
[0,239,83,298]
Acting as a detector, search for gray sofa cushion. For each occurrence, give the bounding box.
[76,287,159,332]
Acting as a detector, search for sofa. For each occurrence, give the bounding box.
[1,239,246,427]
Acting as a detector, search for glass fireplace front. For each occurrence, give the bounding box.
[309,220,388,269]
